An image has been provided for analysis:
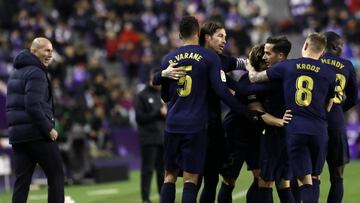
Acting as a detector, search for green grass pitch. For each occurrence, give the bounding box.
[1,161,360,203]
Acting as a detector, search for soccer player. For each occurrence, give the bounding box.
[159,16,248,203]
[218,43,292,203]
[155,21,255,203]
[248,33,336,203]
[197,21,248,203]
[245,36,295,203]
[321,31,358,203]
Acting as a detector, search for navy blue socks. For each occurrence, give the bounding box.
[299,184,314,203]
[246,178,259,203]
[218,182,234,203]
[258,187,273,203]
[278,187,295,203]
[182,182,197,203]
[160,182,175,203]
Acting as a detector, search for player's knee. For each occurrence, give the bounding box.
[183,171,198,185]
[252,169,260,178]
[297,174,312,186]
[276,179,290,189]
[258,177,273,188]
[311,175,320,180]
[164,170,178,183]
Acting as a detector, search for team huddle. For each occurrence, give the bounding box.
[155,16,358,203]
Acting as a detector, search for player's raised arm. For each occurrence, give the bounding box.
[246,60,270,83]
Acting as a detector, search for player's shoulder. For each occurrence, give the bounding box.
[341,57,355,70]
[199,46,218,57]
[270,58,294,70]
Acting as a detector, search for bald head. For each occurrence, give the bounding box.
[30,37,51,52]
[30,37,53,67]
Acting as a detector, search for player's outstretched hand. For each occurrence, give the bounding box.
[161,63,186,80]
[282,110,292,125]
[245,59,255,72]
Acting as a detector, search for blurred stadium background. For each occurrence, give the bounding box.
[0,0,360,202]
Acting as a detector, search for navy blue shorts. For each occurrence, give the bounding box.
[164,130,207,174]
[260,128,291,181]
[221,125,260,179]
[287,133,328,177]
[221,145,260,179]
[327,127,350,167]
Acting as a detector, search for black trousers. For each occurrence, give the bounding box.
[140,144,164,202]
[12,140,64,203]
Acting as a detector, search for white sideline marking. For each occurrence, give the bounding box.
[150,187,183,200]
[86,188,119,196]
[28,187,246,201]
[28,194,47,200]
[150,188,246,201]
[232,190,247,200]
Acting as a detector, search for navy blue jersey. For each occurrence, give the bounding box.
[160,45,246,133]
[207,54,239,129]
[223,73,264,145]
[227,73,278,97]
[262,81,285,119]
[267,57,336,135]
[321,53,358,129]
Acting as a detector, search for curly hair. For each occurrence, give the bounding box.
[249,44,266,71]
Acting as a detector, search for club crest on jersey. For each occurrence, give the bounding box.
[220,70,226,82]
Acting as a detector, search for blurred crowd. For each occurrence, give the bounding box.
[0,0,360,182]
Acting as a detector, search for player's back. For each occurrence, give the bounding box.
[321,53,357,129]
[160,45,217,134]
[270,58,336,135]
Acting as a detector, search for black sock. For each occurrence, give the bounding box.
[217,182,234,203]
[258,187,273,203]
[199,175,218,203]
[290,179,301,203]
[278,187,295,203]
[298,184,314,203]
[182,182,197,203]
[246,178,258,203]
[312,178,320,202]
[160,182,175,203]
[327,177,343,203]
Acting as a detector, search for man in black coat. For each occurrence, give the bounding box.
[6,37,64,203]
[135,69,166,203]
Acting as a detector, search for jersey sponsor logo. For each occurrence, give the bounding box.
[220,70,226,82]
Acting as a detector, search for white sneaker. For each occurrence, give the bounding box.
[64,196,75,203]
